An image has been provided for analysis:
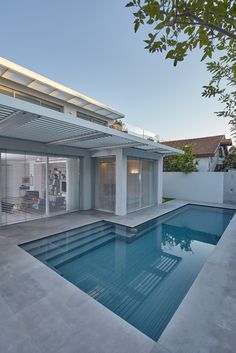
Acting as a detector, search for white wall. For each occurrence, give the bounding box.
[163,172,225,203]
[224,171,236,204]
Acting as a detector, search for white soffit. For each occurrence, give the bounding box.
[0,67,7,75]
[49,90,74,101]
[27,80,55,94]
[0,57,125,120]
[2,69,33,86]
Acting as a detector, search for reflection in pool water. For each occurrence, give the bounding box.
[21,205,235,341]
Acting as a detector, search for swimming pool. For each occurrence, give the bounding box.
[20,205,235,341]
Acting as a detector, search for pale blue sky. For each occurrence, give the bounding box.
[0,0,231,140]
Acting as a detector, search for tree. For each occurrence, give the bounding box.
[202,47,236,129]
[224,146,236,169]
[164,144,198,173]
[111,119,128,132]
[126,1,236,131]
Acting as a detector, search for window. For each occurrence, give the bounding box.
[127,158,155,212]
[95,158,116,212]
[0,153,47,224]
[0,152,80,225]
[0,85,63,112]
[77,112,108,126]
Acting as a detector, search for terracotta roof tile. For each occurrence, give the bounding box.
[162,135,232,157]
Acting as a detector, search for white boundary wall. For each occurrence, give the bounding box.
[163,172,224,203]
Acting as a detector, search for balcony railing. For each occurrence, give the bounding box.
[110,121,159,142]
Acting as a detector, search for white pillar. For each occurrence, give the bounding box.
[67,158,80,211]
[45,156,49,216]
[156,157,163,205]
[81,155,92,210]
[115,150,127,216]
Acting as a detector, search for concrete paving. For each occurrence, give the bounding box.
[0,200,236,353]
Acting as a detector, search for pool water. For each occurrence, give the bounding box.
[21,205,235,341]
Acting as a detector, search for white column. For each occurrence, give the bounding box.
[156,157,163,205]
[115,150,127,216]
[45,156,49,216]
[81,155,92,210]
[67,158,80,211]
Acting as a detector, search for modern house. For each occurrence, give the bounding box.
[163,135,232,172]
[0,57,181,226]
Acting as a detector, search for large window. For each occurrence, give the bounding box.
[77,112,108,126]
[127,158,155,212]
[0,153,47,224]
[0,152,80,225]
[48,157,67,214]
[95,158,116,212]
[0,85,63,112]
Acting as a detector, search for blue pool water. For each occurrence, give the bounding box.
[21,205,235,341]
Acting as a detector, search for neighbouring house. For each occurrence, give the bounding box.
[0,57,182,226]
[162,135,232,172]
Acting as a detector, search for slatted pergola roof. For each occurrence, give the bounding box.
[0,94,182,155]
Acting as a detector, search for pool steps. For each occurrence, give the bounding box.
[21,222,115,268]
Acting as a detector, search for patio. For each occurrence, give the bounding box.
[0,200,236,353]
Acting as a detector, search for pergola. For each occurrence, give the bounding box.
[0,94,181,155]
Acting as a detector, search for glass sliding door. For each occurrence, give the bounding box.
[48,157,67,214]
[0,152,80,225]
[25,154,47,220]
[127,159,140,211]
[0,152,47,225]
[127,158,155,212]
[95,158,116,212]
[141,160,154,207]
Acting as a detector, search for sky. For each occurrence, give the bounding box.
[0,0,231,141]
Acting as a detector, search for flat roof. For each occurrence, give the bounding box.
[0,57,125,121]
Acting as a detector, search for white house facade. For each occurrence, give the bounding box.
[0,57,181,226]
[163,135,232,172]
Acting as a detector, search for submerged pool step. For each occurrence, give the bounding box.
[36,228,114,262]
[29,224,114,257]
[115,222,163,243]
[22,222,112,253]
[49,234,115,269]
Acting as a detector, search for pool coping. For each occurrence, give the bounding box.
[0,200,236,353]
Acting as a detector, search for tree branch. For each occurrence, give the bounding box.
[183,11,236,40]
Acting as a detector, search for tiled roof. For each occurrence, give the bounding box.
[162,135,232,157]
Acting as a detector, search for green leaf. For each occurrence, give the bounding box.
[201,52,208,61]
[165,49,176,59]
[166,27,170,35]
[134,20,140,32]
[125,2,134,7]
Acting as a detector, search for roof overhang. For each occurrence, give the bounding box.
[0,93,183,156]
[0,57,124,121]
